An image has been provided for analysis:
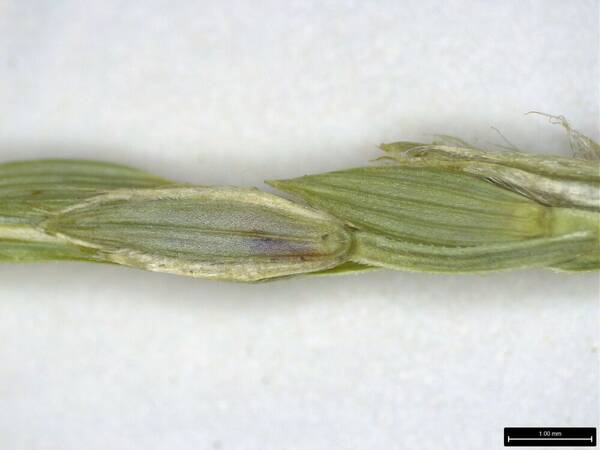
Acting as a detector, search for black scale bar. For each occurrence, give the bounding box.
[505,427,596,447]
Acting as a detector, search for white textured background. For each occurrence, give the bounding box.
[0,1,598,449]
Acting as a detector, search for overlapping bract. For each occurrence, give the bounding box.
[0,118,598,280]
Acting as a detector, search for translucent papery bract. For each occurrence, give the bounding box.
[43,187,353,281]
